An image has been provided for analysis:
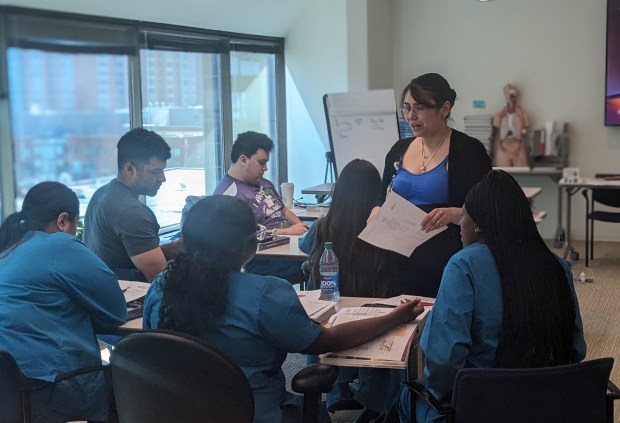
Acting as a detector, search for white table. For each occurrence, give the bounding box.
[495,167,564,245]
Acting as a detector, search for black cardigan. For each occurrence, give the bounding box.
[380,129,492,206]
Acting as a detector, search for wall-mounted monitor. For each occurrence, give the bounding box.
[605,0,620,125]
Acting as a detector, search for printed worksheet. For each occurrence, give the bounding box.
[358,192,446,257]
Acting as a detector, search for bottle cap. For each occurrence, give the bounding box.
[324,241,333,249]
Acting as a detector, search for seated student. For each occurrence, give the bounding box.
[84,128,184,282]
[0,182,127,423]
[142,195,425,423]
[397,170,586,423]
[185,131,307,282]
[299,159,415,416]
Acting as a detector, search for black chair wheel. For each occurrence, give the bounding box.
[570,250,579,261]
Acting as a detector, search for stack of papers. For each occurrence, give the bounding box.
[358,192,446,257]
[464,114,493,156]
[118,280,150,303]
[297,290,337,323]
[319,302,432,369]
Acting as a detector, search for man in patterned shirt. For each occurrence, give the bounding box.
[185,131,307,282]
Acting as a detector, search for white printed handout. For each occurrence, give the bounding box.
[118,280,150,303]
[358,192,446,257]
[297,290,337,323]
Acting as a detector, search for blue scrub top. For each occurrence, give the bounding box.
[0,231,127,419]
[402,242,586,423]
[144,270,322,423]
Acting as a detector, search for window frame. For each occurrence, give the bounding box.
[0,6,286,223]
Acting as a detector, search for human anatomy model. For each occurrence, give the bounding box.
[492,83,530,167]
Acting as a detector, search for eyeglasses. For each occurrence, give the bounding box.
[400,103,439,116]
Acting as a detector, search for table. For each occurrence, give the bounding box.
[558,178,620,263]
[301,183,334,203]
[254,235,307,261]
[290,206,324,221]
[111,295,428,378]
[495,167,564,245]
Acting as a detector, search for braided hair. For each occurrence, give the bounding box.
[158,195,257,336]
[464,170,576,368]
[0,182,79,253]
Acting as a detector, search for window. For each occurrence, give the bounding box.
[140,30,225,227]
[231,50,278,182]
[0,7,286,228]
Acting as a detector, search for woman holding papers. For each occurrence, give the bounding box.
[0,182,127,423]
[379,73,491,297]
[142,195,424,423]
[396,170,586,423]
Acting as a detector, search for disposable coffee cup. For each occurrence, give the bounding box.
[281,182,295,208]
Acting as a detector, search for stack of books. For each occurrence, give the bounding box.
[257,235,290,251]
[464,114,494,156]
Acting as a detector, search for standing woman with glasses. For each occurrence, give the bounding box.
[378,73,491,297]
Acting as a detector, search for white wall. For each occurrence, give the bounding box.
[390,0,620,241]
[284,1,349,200]
[0,0,302,36]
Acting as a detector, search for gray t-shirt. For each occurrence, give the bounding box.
[84,179,160,269]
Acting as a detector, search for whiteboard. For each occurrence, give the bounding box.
[324,89,400,177]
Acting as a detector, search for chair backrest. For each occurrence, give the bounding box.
[593,174,620,208]
[110,330,254,423]
[451,357,614,423]
[0,351,24,423]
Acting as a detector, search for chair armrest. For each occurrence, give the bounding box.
[291,363,339,395]
[608,380,620,400]
[54,364,108,383]
[404,381,453,417]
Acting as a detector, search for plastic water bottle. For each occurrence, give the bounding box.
[318,241,340,302]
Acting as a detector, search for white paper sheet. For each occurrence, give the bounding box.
[118,280,150,303]
[358,192,446,257]
[297,290,336,322]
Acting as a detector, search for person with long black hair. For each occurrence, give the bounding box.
[397,170,586,422]
[300,159,416,416]
[301,159,411,298]
[142,195,425,423]
[0,181,127,422]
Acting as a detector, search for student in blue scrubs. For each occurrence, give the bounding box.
[397,170,586,423]
[143,195,425,423]
[0,182,127,423]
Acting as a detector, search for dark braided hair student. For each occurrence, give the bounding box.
[142,195,425,423]
[397,170,586,423]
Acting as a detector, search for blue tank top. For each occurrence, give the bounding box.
[391,155,449,205]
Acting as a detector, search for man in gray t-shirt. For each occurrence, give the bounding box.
[84,128,184,282]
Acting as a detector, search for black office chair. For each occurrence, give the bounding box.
[110,330,338,423]
[0,351,26,423]
[0,350,110,423]
[582,174,620,267]
[406,357,620,423]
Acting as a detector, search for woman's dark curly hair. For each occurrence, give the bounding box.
[158,195,257,336]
